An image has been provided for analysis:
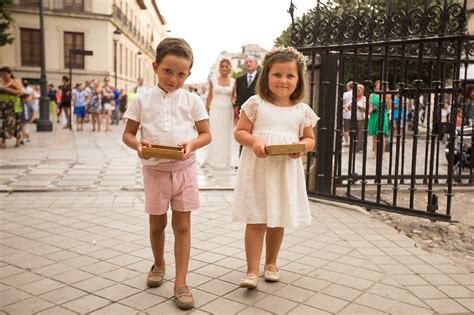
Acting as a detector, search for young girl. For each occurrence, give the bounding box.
[232,47,319,288]
[122,38,211,309]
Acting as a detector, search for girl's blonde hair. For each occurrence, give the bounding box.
[219,58,232,77]
[256,47,306,104]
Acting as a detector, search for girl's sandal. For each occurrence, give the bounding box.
[239,273,259,289]
[263,264,280,282]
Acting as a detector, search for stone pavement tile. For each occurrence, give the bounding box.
[281,262,316,275]
[194,264,233,278]
[0,288,31,306]
[273,284,316,303]
[80,261,121,275]
[432,263,469,274]
[254,295,299,314]
[288,304,331,315]
[122,275,149,290]
[307,268,344,282]
[224,287,268,306]
[197,279,236,296]
[321,261,357,274]
[119,291,166,310]
[449,274,474,286]
[201,297,247,314]
[455,298,474,312]
[424,298,470,313]
[407,285,449,299]
[71,276,116,293]
[392,255,425,265]
[292,276,331,292]
[237,306,273,314]
[437,285,474,298]
[1,296,54,314]
[367,283,407,300]
[305,293,350,313]
[100,267,142,282]
[38,286,88,304]
[393,274,429,286]
[351,267,385,282]
[321,283,363,302]
[0,271,44,287]
[420,273,459,285]
[147,281,174,299]
[0,283,8,292]
[62,254,99,269]
[52,269,95,284]
[254,280,286,294]
[214,257,247,270]
[336,274,374,291]
[354,292,399,312]
[18,278,64,295]
[36,306,79,315]
[90,303,139,315]
[44,250,80,262]
[145,299,189,314]
[378,264,414,275]
[105,253,144,267]
[338,303,386,314]
[94,283,141,301]
[62,294,110,314]
[407,264,443,274]
[189,288,219,308]
[185,272,213,288]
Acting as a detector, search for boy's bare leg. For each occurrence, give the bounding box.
[245,224,266,276]
[149,214,167,269]
[265,227,284,271]
[171,210,191,289]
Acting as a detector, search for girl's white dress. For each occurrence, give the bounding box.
[204,77,235,168]
[232,95,320,228]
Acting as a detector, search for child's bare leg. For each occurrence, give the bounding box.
[265,227,284,271]
[171,210,191,289]
[245,224,266,276]
[149,214,167,269]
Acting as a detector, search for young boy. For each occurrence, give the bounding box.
[122,38,211,310]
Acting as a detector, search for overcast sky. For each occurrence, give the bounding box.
[157,0,318,84]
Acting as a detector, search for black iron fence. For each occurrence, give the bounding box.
[291,0,474,221]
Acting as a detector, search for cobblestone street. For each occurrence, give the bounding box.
[0,126,473,314]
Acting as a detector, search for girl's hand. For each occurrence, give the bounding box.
[178,140,194,160]
[289,141,304,159]
[252,140,267,158]
[137,139,151,160]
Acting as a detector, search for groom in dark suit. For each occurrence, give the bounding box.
[235,56,259,156]
[235,56,259,112]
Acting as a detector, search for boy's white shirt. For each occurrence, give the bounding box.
[124,86,209,165]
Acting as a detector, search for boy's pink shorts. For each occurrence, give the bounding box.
[142,154,200,215]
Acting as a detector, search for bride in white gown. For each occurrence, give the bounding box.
[204,59,235,168]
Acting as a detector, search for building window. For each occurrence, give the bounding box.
[64,32,85,69]
[19,0,39,6]
[63,0,84,11]
[20,28,40,67]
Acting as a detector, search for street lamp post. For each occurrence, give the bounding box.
[113,28,122,89]
[36,0,53,131]
[137,51,142,80]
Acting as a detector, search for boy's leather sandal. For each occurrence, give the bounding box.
[146,265,165,287]
[174,287,195,310]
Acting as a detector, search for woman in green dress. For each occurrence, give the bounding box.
[0,67,23,148]
[368,81,389,159]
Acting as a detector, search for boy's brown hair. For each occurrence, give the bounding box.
[155,37,194,69]
[256,52,306,104]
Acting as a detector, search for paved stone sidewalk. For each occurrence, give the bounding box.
[1,191,472,314]
[0,124,237,192]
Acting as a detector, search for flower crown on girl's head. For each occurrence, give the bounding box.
[262,46,307,71]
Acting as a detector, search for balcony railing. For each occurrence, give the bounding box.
[12,0,89,12]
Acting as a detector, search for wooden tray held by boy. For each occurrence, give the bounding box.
[142,145,185,160]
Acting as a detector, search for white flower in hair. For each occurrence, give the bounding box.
[263,46,307,70]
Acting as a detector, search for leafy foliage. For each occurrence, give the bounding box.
[0,0,14,46]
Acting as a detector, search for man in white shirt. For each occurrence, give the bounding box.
[342,81,354,146]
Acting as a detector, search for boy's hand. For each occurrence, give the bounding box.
[178,140,194,160]
[137,139,151,160]
[252,139,267,158]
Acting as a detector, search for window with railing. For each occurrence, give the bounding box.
[20,28,40,67]
[64,32,85,69]
[19,0,39,6]
[62,0,84,11]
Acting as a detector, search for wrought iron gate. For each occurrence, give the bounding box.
[290,0,474,221]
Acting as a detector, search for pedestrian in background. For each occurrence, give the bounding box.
[89,79,102,132]
[101,77,114,131]
[0,67,23,148]
[122,37,211,310]
[47,84,57,122]
[72,82,88,131]
[232,47,319,289]
[60,76,72,129]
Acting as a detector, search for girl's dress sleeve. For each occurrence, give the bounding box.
[240,95,260,123]
[300,103,320,136]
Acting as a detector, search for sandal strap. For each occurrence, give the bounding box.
[265,264,279,272]
[175,287,192,297]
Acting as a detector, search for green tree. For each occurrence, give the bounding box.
[0,0,14,46]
